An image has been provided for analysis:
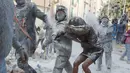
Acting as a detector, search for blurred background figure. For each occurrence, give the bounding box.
[120,29,130,64]
[14,0,50,72]
[112,18,118,40]
[97,16,113,71]
[116,14,128,44]
[36,25,45,49]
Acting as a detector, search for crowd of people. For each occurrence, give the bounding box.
[111,14,130,64]
[0,0,130,73]
[111,14,128,44]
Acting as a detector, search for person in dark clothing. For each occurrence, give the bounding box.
[112,18,118,40]
[13,0,50,72]
[116,23,126,44]
[97,16,113,71]
[55,17,103,73]
[120,29,130,64]
[43,5,73,73]
[116,14,128,44]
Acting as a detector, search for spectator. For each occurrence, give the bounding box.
[116,14,128,44]
[120,29,130,64]
[112,18,118,40]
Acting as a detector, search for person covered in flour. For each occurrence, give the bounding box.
[55,17,103,73]
[14,0,50,72]
[96,15,113,71]
[42,5,73,73]
[52,5,73,73]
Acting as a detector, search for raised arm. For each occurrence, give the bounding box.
[65,24,90,35]
[33,3,51,28]
[33,4,46,20]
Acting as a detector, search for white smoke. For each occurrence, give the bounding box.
[84,12,100,34]
[46,7,57,29]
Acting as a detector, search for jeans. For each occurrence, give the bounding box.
[121,44,130,61]
[97,51,112,69]
[0,58,7,73]
[116,33,123,44]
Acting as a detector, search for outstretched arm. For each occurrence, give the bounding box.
[33,4,51,29]
[33,4,46,21]
[64,33,81,43]
[52,24,82,43]
[65,25,90,35]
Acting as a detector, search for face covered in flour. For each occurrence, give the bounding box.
[55,5,67,22]
[99,16,109,36]
[101,16,109,27]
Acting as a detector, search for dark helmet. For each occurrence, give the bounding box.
[55,5,67,22]
[112,18,118,24]
[68,17,87,26]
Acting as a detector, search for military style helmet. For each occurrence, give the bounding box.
[56,5,67,12]
[55,5,67,22]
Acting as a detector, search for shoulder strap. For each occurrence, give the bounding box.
[14,6,32,40]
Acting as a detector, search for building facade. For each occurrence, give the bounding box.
[32,0,109,18]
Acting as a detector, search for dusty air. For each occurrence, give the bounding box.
[0,0,130,73]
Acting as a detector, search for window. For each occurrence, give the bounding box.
[71,8,74,17]
[72,0,74,5]
[77,0,79,3]
[84,2,87,17]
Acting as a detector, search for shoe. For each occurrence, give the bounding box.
[96,67,101,71]
[127,61,130,64]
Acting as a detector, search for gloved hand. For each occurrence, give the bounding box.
[54,31,65,41]
[42,43,46,50]
[36,27,40,31]
[16,47,28,63]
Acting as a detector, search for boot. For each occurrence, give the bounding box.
[96,65,101,71]
[127,61,130,64]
